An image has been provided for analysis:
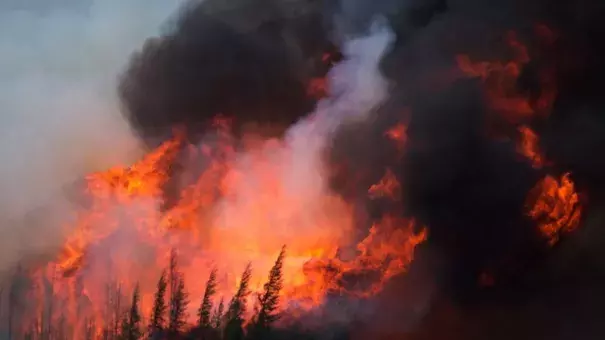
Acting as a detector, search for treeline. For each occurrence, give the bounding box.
[122,246,286,340]
[0,245,349,340]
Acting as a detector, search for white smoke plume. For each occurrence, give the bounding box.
[208,18,395,321]
[279,18,394,202]
[0,0,396,325]
[0,0,185,276]
[212,18,394,235]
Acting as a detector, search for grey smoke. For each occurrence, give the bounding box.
[0,0,185,277]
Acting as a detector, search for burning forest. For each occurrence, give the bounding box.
[1,0,605,339]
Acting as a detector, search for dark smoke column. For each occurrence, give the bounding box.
[119,0,339,145]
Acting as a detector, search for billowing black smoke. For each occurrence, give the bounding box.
[119,0,343,210]
[118,0,605,338]
[535,0,605,200]
[119,0,340,145]
[327,0,605,338]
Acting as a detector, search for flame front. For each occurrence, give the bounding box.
[17,24,585,339]
[30,118,426,338]
[527,173,581,246]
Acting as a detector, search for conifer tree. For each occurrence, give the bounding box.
[224,263,252,340]
[149,271,168,337]
[168,274,189,337]
[250,246,286,339]
[168,248,178,319]
[120,314,130,340]
[212,297,225,329]
[120,284,143,340]
[198,268,218,328]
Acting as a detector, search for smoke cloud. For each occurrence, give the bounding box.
[0,0,185,276]
[119,0,340,146]
[3,0,605,338]
[326,0,605,338]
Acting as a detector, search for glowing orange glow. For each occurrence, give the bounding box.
[517,125,544,168]
[456,29,581,247]
[307,77,328,99]
[527,173,582,246]
[284,216,427,312]
[456,54,533,123]
[385,123,407,151]
[39,119,426,337]
[307,51,341,99]
[57,136,182,274]
[455,30,558,124]
[368,169,400,200]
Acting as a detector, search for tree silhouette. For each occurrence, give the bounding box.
[168,274,189,337]
[212,297,225,329]
[198,268,218,328]
[249,246,286,339]
[119,284,143,340]
[224,263,252,340]
[149,270,168,337]
[120,315,130,340]
[169,248,178,315]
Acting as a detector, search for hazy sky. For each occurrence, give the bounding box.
[0,0,186,216]
[0,0,185,274]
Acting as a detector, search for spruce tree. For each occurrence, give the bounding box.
[212,297,225,329]
[168,274,189,337]
[224,263,252,340]
[120,284,143,340]
[169,248,178,314]
[250,246,286,339]
[120,314,129,340]
[149,271,168,337]
[198,268,218,328]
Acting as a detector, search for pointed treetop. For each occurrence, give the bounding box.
[198,267,218,328]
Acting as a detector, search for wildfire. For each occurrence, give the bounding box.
[57,136,182,274]
[306,51,343,99]
[527,173,582,246]
[385,122,408,152]
[16,23,584,338]
[35,118,426,338]
[456,31,533,123]
[456,28,582,246]
[368,169,400,200]
[517,125,545,168]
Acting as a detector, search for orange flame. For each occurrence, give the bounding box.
[517,125,545,168]
[57,136,182,274]
[368,169,400,200]
[456,29,581,246]
[456,30,557,124]
[456,32,534,123]
[40,120,426,337]
[385,122,408,151]
[527,173,582,246]
[284,217,427,312]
